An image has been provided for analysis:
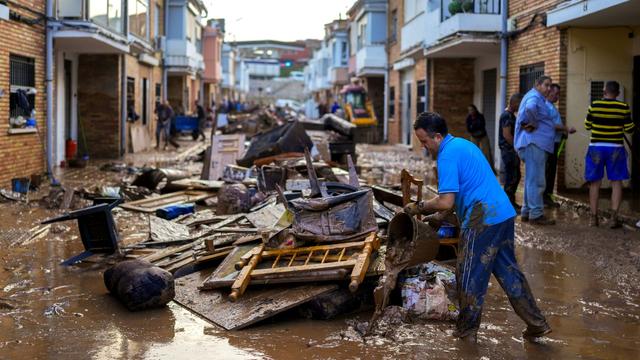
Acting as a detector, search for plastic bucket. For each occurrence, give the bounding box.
[387,212,440,268]
[11,178,31,194]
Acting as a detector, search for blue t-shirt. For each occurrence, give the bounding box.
[437,134,516,230]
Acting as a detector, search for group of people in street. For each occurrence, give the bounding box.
[402,75,635,342]
[467,76,634,228]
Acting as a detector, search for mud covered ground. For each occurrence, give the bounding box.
[1,144,639,359]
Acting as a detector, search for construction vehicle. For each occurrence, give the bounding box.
[339,78,378,143]
[340,79,377,127]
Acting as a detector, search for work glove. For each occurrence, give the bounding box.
[403,202,422,216]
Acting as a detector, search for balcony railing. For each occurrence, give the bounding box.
[56,0,126,34]
[441,0,500,22]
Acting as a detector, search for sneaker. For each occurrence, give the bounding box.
[522,323,552,340]
[521,214,529,222]
[589,214,599,227]
[530,215,556,226]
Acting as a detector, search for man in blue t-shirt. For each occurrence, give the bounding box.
[404,112,550,342]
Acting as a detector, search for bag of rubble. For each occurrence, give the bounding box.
[400,262,458,321]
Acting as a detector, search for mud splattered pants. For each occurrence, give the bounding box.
[455,217,548,337]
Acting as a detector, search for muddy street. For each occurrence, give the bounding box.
[1,149,639,360]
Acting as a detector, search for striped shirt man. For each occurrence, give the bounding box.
[584,99,634,145]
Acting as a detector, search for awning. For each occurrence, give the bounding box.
[547,0,640,27]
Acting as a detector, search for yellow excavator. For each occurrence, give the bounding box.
[340,79,377,127]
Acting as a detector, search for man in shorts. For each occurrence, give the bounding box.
[584,81,635,228]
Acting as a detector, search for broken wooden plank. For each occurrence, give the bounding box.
[174,271,337,330]
[141,240,202,263]
[170,179,225,191]
[149,215,190,242]
[120,191,213,213]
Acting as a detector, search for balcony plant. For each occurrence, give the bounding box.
[449,0,474,16]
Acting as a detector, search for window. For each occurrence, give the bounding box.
[590,81,605,102]
[341,41,348,66]
[88,0,124,34]
[358,23,367,50]
[153,3,161,39]
[155,83,162,103]
[404,0,425,23]
[129,0,149,40]
[390,10,397,43]
[389,86,395,118]
[416,80,426,117]
[519,62,545,95]
[127,77,135,121]
[9,54,36,121]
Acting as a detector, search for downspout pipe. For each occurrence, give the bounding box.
[499,0,508,112]
[162,0,169,102]
[383,67,389,143]
[120,55,127,157]
[45,0,57,184]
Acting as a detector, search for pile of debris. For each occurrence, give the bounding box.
[42,111,460,332]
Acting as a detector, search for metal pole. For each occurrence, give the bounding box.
[162,0,169,102]
[121,54,127,157]
[500,0,508,111]
[383,68,389,143]
[45,0,57,184]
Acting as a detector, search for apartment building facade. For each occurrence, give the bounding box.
[0,0,47,186]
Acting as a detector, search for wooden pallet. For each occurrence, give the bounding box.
[228,232,380,301]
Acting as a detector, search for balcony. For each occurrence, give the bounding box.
[400,11,426,53]
[438,0,501,39]
[547,0,640,27]
[165,39,205,74]
[356,44,386,76]
[422,0,501,57]
[53,0,129,53]
[330,67,349,85]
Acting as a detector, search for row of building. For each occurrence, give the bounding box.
[305,0,640,191]
[0,0,312,186]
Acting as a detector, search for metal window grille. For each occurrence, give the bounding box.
[10,55,35,87]
[590,81,605,103]
[519,62,545,95]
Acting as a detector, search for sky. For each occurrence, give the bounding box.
[203,0,355,42]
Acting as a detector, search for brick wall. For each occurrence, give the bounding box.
[431,58,475,139]
[508,0,567,188]
[0,1,47,187]
[78,54,121,158]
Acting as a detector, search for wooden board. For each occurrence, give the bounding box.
[130,124,151,153]
[201,134,246,181]
[120,190,214,213]
[149,215,190,242]
[174,270,337,330]
[243,203,285,230]
[170,179,225,191]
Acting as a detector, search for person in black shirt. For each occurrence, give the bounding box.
[499,93,523,210]
[466,104,493,168]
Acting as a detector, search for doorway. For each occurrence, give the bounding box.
[64,60,73,141]
[142,78,148,125]
[402,81,412,145]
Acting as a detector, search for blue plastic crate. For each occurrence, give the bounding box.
[172,116,199,132]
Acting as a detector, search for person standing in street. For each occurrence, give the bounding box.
[155,100,174,150]
[515,75,557,225]
[584,81,635,228]
[404,112,551,343]
[499,93,523,211]
[195,100,207,142]
[466,105,494,167]
[544,84,576,207]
